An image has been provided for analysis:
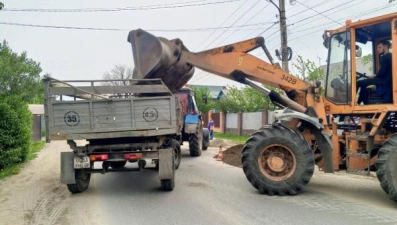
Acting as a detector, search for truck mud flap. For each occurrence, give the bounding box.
[159,148,173,180]
[60,152,75,184]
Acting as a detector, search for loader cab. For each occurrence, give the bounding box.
[324,17,395,106]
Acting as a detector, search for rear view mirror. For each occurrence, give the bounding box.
[356,45,362,57]
[322,31,331,49]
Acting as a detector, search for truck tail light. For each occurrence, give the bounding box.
[89,154,108,161]
[124,153,143,160]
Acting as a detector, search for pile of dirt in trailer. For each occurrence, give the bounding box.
[214,144,244,168]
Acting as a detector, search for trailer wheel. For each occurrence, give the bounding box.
[376,135,397,202]
[161,150,175,191]
[242,124,314,196]
[202,128,210,150]
[110,161,127,169]
[67,169,91,194]
[189,122,203,157]
[172,139,182,170]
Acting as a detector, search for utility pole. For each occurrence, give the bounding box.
[279,0,289,72]
[268,0,289,72]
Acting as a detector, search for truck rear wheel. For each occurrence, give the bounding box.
[189,123,203,157]
[172,139,181,169]
[376,135,397,202]
[242,125,314,196]
[161,149,176,191]
[67,169,91,194]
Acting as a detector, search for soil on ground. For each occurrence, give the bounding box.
[214,144,244,168]
[209,138,235,148]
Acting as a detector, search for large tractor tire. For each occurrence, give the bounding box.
[189,122,203,157]
[172,139,182,170]
[67,169,91,194]
[202,128,210,151]
[242,124,314,196]
[376,135,397,202]
[161,149,176,191]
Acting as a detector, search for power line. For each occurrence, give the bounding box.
[263,0,389,60]
[296,1,342,25]
[189,1,252,82]
[287,20,318,56]
[201,0,261,50]
[256,22,279,37]
[2,0,241,12]
[216,3,271,44]
[288,0,335,18]
[239,0,314,40]
[0,21,275,32]
[262,0,364,49]
[193,0,248,51]
[290,0,360,26]
[289,0,363,29]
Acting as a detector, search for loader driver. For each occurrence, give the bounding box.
[356,40,392,104]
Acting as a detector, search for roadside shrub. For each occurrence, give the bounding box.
[0,95,32,170]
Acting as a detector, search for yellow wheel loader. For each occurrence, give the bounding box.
[127,12,397,203]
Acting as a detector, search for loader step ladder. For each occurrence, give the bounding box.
[346,116,377,177]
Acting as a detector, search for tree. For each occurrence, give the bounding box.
[101,64,134,98]
[293,55,325,84]
[361,53,373,71]
[0,2,4,10]
[0,94,32,170]
[0,40,44,103]
[191,86,214,113]
[102,64,134,86]
[215,85,281,113]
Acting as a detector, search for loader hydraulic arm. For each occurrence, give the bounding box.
[128,29,314,113]
[180,38,311,93]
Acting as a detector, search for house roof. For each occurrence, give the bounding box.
[187,84,228,99]
[28,104,44,114]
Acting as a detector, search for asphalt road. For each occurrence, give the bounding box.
[0,140,396,225]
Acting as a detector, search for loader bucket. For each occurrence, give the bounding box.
[127,29,195,93]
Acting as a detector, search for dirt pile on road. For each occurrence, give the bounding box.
[210,138,238,148]
[209,139,227,147]
[215,144,244,168]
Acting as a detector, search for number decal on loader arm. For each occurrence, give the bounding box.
[237,57,243,66]
[281,74,297,85]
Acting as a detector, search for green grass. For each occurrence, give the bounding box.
[27,140,46,160]
[0,140,46,179]
[213,132,250,144]
[0,164,21,179]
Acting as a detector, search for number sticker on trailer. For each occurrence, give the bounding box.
[64,111,80,127]
[74,156,90,169]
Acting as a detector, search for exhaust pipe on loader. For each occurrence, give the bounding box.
[127,29,195,93]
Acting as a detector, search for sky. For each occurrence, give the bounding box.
[0,0,396,89]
